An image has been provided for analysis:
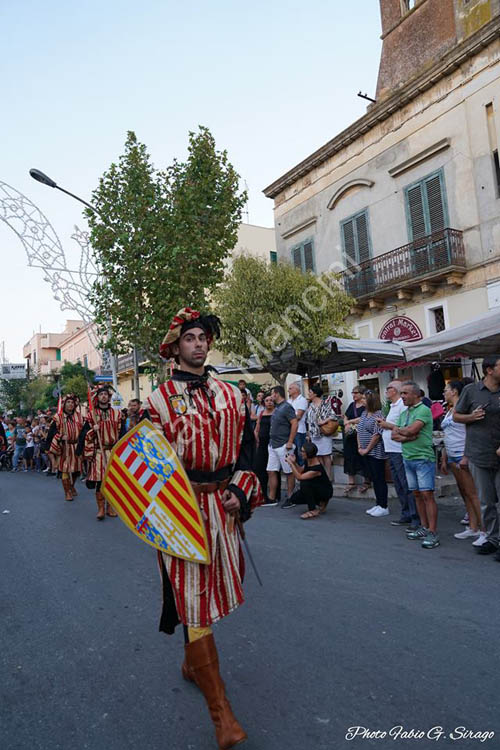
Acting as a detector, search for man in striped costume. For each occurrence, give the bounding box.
[46,394,83,501]
[148,307,263,750]
[77,385,125,520]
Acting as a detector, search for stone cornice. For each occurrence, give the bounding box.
[263,14,500,200]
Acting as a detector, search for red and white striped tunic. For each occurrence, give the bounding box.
[83,408,123,482]
[49,412,83,473]
[148,373,263,628]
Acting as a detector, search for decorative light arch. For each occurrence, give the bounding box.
[0,179,109,370]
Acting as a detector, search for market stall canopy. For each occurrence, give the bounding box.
[323,337,406,373]
[401,309,500,362]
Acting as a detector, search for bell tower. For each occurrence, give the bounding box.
[375,0,496,101]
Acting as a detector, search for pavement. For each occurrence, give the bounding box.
[1,470,499,750]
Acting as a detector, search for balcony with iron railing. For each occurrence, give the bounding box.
[117,348,148,374]
[342,228,466,309]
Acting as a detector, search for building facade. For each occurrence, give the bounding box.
[264,0,500,398]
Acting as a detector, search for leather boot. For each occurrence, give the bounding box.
[184,634,247,749]
[106,500,117,517]
[96,491,105,520]
[181,658,196,683]
[71,480,78,497]
[62,477,74,501]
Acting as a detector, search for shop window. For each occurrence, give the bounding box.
[404,169,448,242]
[291,239,315,273]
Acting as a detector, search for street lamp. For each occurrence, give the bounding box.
[29,168,101,215]
[29,168,119,391]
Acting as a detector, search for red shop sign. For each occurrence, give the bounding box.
[379,316,422,342]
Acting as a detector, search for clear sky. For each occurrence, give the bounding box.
[0,0,382,362]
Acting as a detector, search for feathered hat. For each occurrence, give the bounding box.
[159,307,221,359]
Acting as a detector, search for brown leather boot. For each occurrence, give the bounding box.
[96,491,105,520]
[184,634,247,749]
[106,500,117,517]
[71,482,78,497]
[62,477,74,501]
[181,659,196,683]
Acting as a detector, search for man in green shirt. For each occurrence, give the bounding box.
[391,381,439,549]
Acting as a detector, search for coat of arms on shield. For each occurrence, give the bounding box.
[169,394,187,415]
[101,419,210,564]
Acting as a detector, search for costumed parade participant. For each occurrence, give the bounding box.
[126,397,150,429]
[45,394,83,501]
[147,307,263,750]
[77,384,125,520]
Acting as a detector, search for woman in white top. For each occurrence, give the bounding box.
[440,380,485,544]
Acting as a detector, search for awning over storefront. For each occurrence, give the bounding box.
[323,337,406,372]
[401,309,500,361]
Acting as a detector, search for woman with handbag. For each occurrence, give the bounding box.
[342,385,371,496]
[306,384,338,480]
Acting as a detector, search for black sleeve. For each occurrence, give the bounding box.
[76,421,91,456]
[119,418,127,439]
[228,405,256,523]
[44,422,57,452]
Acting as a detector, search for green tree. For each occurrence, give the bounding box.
[86,128,246,375]
[62,375,89,402]
[0,378,27,413]
[24,377,51,413]
[213,255,353,385]
[58,361,95,388]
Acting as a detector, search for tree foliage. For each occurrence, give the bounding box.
[0,362,95,415]
[213,255,353,384]
[0,378,27,413]
[86,128,246,372]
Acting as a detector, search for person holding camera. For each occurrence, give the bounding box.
[285,442,333,519]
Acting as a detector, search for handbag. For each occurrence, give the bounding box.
[320,419,339,437]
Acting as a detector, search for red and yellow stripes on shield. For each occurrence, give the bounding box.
[101,419,210,564]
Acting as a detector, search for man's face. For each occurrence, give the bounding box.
[288,384,299,399]
[128,400,140,415]
[386,385,398,403]
[238,381,246,392]
[64,399,75,414]
[401,386,417,406]
[271,390,281,404]
[487,359,500,383]
[97,390,110,407]
[175,328,208,370]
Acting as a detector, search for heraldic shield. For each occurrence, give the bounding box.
[102,419,210,564]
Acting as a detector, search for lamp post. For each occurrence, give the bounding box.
[29,168,122,391]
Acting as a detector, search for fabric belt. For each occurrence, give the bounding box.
[190,477,230,496]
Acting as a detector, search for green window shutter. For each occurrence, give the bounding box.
[424,174,445,233]
[269,250,277,265]
[342,219,356,266]
[303,242,314,272]
[292,246,302,270]
[355,213,370,263]
[56,349,61,361]
[407,184,427,241]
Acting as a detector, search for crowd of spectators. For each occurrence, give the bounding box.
[3,359,499,561]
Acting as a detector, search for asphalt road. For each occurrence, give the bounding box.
[1,471,499,750]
